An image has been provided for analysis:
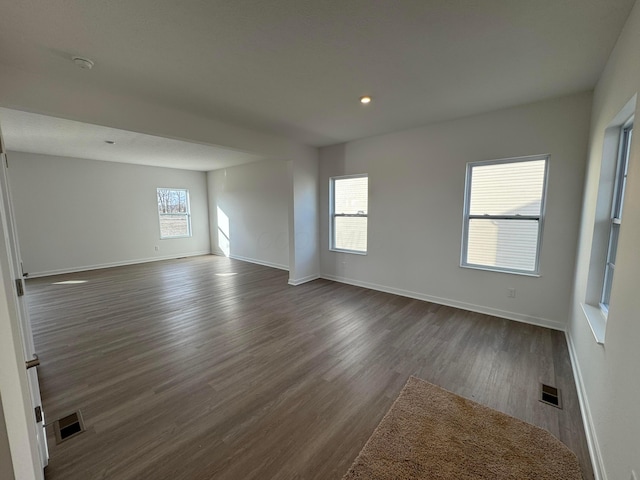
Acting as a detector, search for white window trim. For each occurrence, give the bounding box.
[329,174,368,255]
[157,187,192,239]
[460,154,550,276]
[599,119,633,316]
[582,94,636,345]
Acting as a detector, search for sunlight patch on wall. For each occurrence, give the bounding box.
[217,206,230,256]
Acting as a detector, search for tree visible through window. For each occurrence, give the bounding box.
[157,188,191,238]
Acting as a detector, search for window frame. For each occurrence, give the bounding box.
[600,120,633,315]
[329,174,368,255]
[157,187,192,239]
[460,154,550,276]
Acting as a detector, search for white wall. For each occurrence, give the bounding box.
[7,152,210,276]
[319,92,592,330]
[208,160,290,270]
[0,395,16,480]
[289,151,320,285]
[568,2,640,479]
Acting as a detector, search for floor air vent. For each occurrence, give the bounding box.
[54,410,85,444]
[539,384,562,409]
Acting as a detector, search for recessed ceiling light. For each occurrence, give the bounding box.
[104,140,115,145]
[360,95,372,104]
[72,56,94,70]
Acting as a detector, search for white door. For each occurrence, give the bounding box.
[0,127,49,468]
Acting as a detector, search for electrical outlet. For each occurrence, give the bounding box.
[507,288,516,298]
[154,245,160,252]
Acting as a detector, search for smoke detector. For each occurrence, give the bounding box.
[72,56,94,70]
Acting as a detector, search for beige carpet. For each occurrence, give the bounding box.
[343,377,583,479]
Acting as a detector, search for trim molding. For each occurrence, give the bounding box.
[565,330,606,480]
[320,273,565,331]
[27,251,212,278]
[228,254,288,272]
[288,274,320,286]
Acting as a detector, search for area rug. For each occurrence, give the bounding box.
[342,376,583,479]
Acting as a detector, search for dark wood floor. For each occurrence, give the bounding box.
[26,255,593,480]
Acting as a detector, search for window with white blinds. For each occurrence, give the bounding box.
[461,156,549,275]
[330,175,368,254]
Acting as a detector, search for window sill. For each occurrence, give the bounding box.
[329,248,367,256]
[460,264,540,277]
[581,303,606,345]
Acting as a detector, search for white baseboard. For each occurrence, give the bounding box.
[320,273,565,331]
[27,251,212,278]
[288,274,320,286]
[228,254,288,272]
[565,331,606,480]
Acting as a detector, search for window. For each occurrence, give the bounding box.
[330,174,368,254]
[157,188,191,238]
[581,98,635,345]
[461,155,549,275]
[601,122,633,312]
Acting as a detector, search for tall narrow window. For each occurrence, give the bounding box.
[601,122,633,312]
[157,188,191,238]
[330,174,368,254]
[461,155,549,275]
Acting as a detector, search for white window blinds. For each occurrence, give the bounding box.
[462,156,548,274]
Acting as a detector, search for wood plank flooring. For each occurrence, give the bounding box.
[25,255,594,480]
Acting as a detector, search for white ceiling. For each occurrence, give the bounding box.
[0,108,264,171]
[0,0,636,163]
